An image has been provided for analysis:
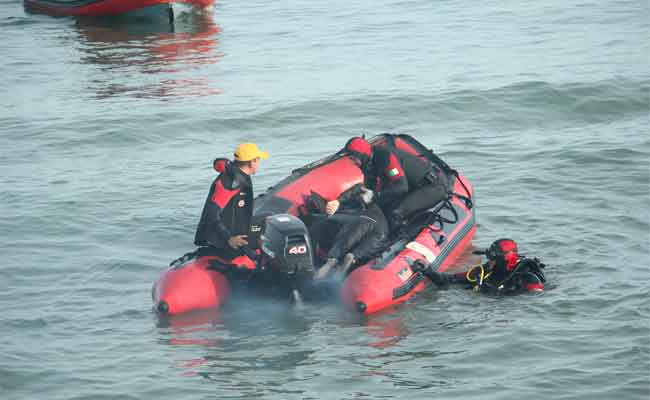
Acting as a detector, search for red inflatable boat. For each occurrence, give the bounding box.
[152,134,475,315]
[24,0,213,18]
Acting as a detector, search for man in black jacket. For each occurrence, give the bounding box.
[331,136,450,231]
[371,144,449,228]
[312,184,389,280]
[194,143,269,263]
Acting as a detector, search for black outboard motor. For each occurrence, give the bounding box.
[252,214,315,299]
[260,214,314,276]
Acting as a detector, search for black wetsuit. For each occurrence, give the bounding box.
[194,165,255,260]
[309,185,389,264]
[371,146,449,227]
[426,257,546,294]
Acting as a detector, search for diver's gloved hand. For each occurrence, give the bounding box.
[360,186,374,204]
[425,270,449,288]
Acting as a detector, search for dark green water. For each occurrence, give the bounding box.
[1,0,648,399]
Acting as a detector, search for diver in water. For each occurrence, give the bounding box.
[425,239,546,294]
[194,143,269,266]
[331,136,450,232]
[310,183,389,280]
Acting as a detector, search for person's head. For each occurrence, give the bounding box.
[486,238,520,271]
[344,137,372,167]
[233,143,269,175]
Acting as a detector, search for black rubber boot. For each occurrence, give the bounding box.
[389,209,407,233]
[315,258,337,280]
[336,253,356,281]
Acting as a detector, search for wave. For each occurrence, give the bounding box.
[4,77,646,150]
[188,77,650,138]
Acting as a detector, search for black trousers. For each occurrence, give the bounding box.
[394,183,448,219]
[310,205,388,263]
[327,215,386,262]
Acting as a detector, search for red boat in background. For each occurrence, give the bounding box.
[24,0,213,18]
[153,134,476,316]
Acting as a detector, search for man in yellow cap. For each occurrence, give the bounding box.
[194,143,269,263]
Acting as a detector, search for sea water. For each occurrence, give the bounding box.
[1,1,648,399]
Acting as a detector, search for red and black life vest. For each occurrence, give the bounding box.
[370,146,441,206]
[194,165,253,250]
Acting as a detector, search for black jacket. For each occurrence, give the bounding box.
[371,147,441,208]
[194,165,253,249]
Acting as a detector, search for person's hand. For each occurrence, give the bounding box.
[360,186,374,204]
[325,200,340,215]
[228,235,248,249]
[426,270,446,286]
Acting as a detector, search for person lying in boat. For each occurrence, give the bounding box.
[425,239,546,294]
[194,142,269,266]
[308,184,389,281]
[334,136,450,231]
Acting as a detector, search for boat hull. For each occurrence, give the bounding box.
[341,180,476,314]
[24,0,213,17]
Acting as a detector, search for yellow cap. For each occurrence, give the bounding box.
[233,142,269,162]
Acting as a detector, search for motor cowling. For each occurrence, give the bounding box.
[259,214,314,278]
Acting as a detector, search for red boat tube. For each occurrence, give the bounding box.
[152,254,240,315]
